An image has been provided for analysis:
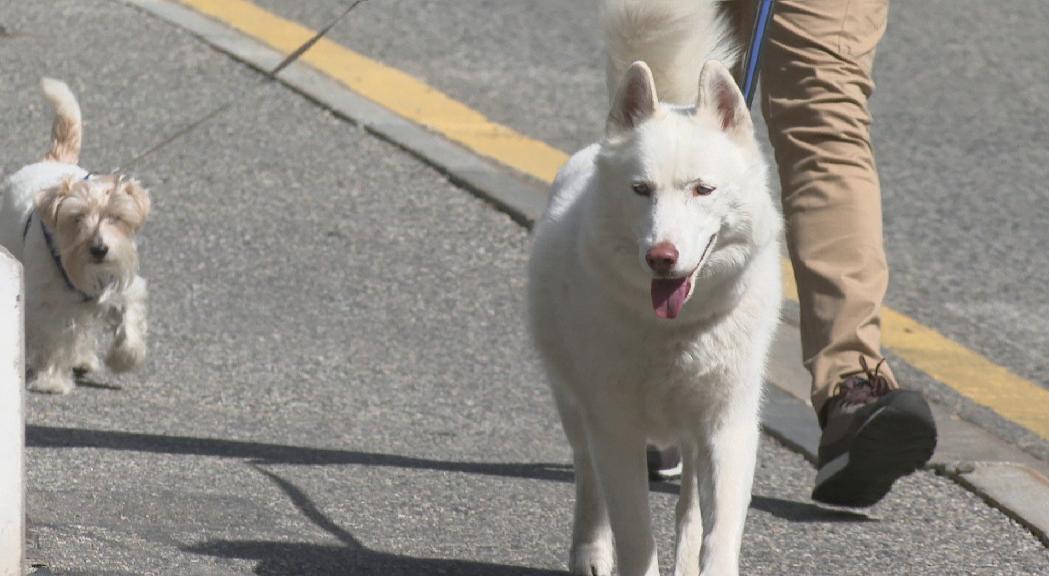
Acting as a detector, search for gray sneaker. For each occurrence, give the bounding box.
[812,357,937,507]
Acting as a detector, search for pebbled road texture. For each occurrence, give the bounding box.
[1,1,1047,574]
[254,0,1049,459]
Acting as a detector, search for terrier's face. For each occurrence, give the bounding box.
[35,174,150,296]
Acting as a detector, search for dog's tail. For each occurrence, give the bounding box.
[601,0,739,106]
[40,77,83,165]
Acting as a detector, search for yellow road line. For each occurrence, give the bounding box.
[883,309,1049,434]
[179,0,567,183]
[179,0,1049,439]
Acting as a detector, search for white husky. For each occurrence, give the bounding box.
[527,1,782,575]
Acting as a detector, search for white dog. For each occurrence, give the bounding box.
[528,1,782,575]
[0,79,151,394]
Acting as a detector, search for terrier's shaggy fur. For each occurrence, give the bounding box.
[0,79,151,394]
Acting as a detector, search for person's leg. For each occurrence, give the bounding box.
[649,0,892,482]
[761,0,894,409]
[759,0,936,506]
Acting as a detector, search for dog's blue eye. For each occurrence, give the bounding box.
[693,183,716,197]
[632,182,653,197]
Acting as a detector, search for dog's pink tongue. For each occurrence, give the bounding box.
[651,277,690,320]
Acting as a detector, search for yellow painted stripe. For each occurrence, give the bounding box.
[179,0,1049,439]
[883,309,1049,437]
[179,0,567,183]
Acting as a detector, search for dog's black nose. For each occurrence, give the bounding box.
[89,243,109,260]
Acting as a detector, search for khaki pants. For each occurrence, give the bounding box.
[734,0,896,413]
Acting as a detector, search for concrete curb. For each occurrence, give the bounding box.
[122,0,548,227]
[122,0,1049,549]
[938,462,1049,548]
[0,247,25,576]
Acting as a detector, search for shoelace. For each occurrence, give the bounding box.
[833,356,893,405]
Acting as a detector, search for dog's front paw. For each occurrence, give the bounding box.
[570,542,615,576]
[105,338,146,373]
[73,355,101,378]
[28,372,75,395]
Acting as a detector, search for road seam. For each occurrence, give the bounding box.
[121,0,1049,547]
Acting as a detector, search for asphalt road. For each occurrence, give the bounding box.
[260,0,1049,387]
[252,0,1049,455]
[2,1,1048,575]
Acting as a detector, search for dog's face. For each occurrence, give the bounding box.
[35,174,150,296]
[596,61,776,320]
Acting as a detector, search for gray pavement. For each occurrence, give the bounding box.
[253,0,1049,459]
[2,1,1049,575]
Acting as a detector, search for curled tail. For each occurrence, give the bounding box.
[40,78,82,164]
[601,0,739,106]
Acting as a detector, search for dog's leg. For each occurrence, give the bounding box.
[553,390,614,576]
[26,333,75,395]
[105,276,148,373]
[27,363,75,395]
[696,411,760,576]
[587,407,658,576]
[672,442,702,576]
[72,326,100,377]
[25,305,77,395]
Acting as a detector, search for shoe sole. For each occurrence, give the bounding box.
[646,446,682,481]
[812,391,937,507]
[650,461,682,481]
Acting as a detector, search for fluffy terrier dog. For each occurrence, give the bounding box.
[0,78,151,394]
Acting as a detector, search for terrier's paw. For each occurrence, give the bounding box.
[73,355,101,378]
[28,373,75,395]
[105,339,146,373]
[570,542,615,576]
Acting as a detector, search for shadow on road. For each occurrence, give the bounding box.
[185,538,567,576]
[27,424,574,481]
[27,424,871,528]
[181,464,566,575]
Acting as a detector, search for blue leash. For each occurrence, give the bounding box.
[739,0,776,108]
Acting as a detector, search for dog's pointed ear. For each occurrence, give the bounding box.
[34,177,76,229]
[695,60,752,141]
[607,61,659,136]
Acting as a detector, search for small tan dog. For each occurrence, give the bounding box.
[0,78,151,394]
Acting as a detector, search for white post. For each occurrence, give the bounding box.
[0,247,24,576]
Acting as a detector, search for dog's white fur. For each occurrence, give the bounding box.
[528,2,782,575]
[0,78,150,394]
